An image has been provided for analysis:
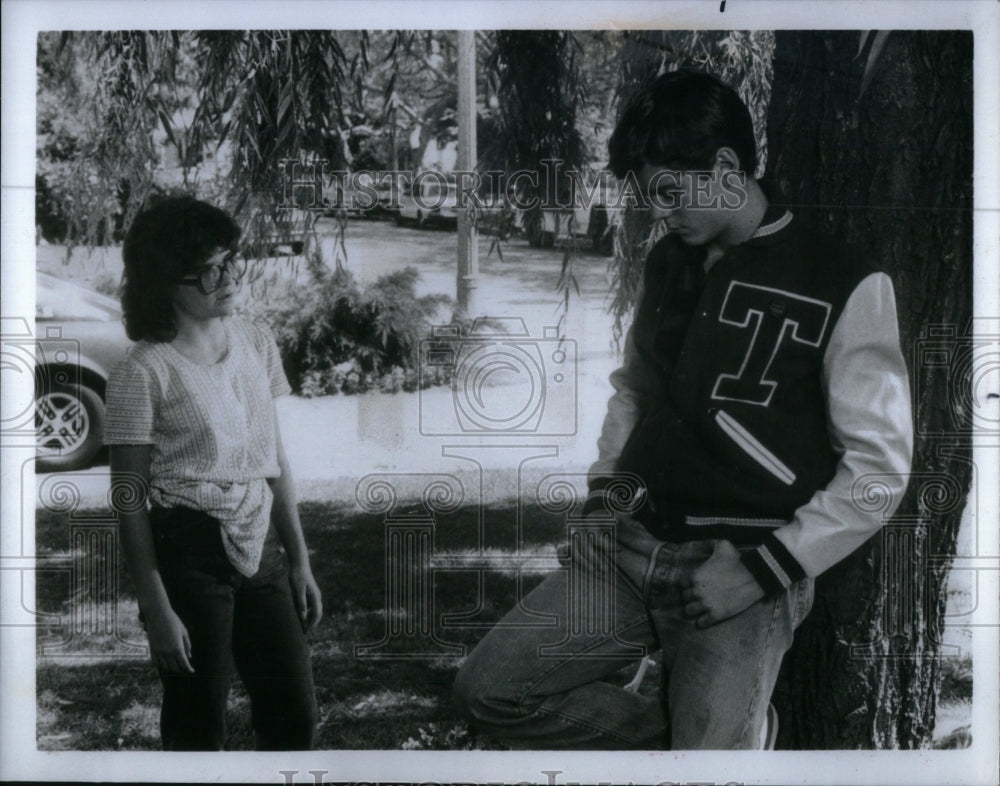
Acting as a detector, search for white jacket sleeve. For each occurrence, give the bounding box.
[743,272,914,589]
[583,307,662,512]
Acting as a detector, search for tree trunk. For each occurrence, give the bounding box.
[766,30,974,749]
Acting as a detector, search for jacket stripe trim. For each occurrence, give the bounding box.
[715,410,797,485]
[740,547,787,595]
[740,532,809,595]
[685,515,786,528]
[760,548,792,587]
[763,532,808,582]
[751,210,793,239]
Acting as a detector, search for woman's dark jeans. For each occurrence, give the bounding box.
[148,506,317,751]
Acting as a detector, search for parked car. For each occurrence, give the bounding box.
[34,272,132,472]
[323,174,399,220]
[396,176,459,228]
[511,166,619,255]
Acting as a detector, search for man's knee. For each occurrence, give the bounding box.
[454,655,496,719]
[454,652,533,724]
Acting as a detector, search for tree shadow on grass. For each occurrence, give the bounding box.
[301,499,566,749]
[36,499,591,750]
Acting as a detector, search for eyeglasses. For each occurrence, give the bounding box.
[176,252,247,295]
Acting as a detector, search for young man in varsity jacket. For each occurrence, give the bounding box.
[454,70,913,749]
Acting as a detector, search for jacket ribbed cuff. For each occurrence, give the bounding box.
[740,533,808,596]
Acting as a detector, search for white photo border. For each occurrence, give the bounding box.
[2,1,998,783]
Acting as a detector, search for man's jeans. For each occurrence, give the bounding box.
[454,514,813,749]
[149,507,317,751]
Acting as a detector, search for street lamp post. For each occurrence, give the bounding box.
[455,29,479,319]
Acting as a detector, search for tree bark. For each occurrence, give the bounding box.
[766,30,974,749]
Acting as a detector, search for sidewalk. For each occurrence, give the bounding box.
[280,229,622,507]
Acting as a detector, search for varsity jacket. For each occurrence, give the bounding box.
[585,207,913,595]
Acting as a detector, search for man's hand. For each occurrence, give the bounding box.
[678,540,766,628]
[289,564,323,632]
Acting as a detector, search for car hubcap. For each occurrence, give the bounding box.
[36,392,89,454]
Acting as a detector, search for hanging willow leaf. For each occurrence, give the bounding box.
[857,30,891,100]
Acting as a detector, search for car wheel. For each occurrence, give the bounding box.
[35,381,105,472]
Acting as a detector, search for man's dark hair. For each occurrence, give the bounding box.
[120,196,240,342]
[608,69,757,179]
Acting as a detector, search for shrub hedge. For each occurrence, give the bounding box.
[264,262,452,396]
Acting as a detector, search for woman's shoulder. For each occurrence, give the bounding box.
[116,336,184,377]
[113,339,163,374]
[228,315,277,352]
[107,339,172,395]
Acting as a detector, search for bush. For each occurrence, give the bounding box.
[265,262,452,396]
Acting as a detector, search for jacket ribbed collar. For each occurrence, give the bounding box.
[745,205,795,247]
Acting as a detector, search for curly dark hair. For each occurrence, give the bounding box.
[608,69,757,179]
[120,196,240,342]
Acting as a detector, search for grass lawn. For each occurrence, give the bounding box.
[33,494,973,751]
[35,499,653,751]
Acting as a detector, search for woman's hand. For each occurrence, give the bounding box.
[145,605,195,673]
[289,564,323,631]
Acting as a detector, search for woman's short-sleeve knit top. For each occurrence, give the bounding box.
[105,317,292,575]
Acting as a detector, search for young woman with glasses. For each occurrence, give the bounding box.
[105,196,321,750]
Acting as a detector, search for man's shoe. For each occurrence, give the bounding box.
[623,655,656,692]
[759,702,779,749]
